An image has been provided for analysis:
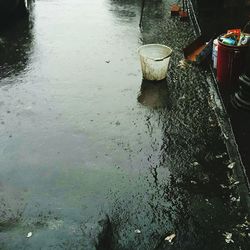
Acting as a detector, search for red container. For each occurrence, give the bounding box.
[217,40,248,86]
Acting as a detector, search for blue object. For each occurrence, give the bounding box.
[221,38,236,46]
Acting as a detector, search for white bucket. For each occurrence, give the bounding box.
[138,44,172,81]
[212,39,218,69]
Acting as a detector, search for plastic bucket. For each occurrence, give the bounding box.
[138,44,172,81]
[217,39,248,86]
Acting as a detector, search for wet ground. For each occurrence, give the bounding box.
[0,0,250,249]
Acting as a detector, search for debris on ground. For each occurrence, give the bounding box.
[231,197,237,202]
[236,218,250,230]
[228,174,237,185]
[134,229,141,234]
[192,161,199,166]
[223,133,229,140]
[227,162,236,169]
[220,184,227,189]
[223,232,234,244]
[232,181,240,186]
[170,4,181,16]
[177,59,189,69]
[220,179,240,190]
[205,199,212,206]
[178,94,186,101]
[191,180,197,184]
[164,233,176,243]
[215,152,227,159]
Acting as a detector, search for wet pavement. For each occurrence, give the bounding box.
[0,0,250,249]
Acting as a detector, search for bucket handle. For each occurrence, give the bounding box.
[154,55,170,62]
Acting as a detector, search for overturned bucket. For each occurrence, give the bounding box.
[138,44,172,81]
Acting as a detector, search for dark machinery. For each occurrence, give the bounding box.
[233,45,250,110]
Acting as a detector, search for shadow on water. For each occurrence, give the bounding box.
[0,2,34,82]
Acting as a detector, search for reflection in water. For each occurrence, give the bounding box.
[0,4,34,81]
[108,0,140,25]
[138,79,171,109]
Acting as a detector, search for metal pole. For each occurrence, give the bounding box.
[139,0,146,28]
